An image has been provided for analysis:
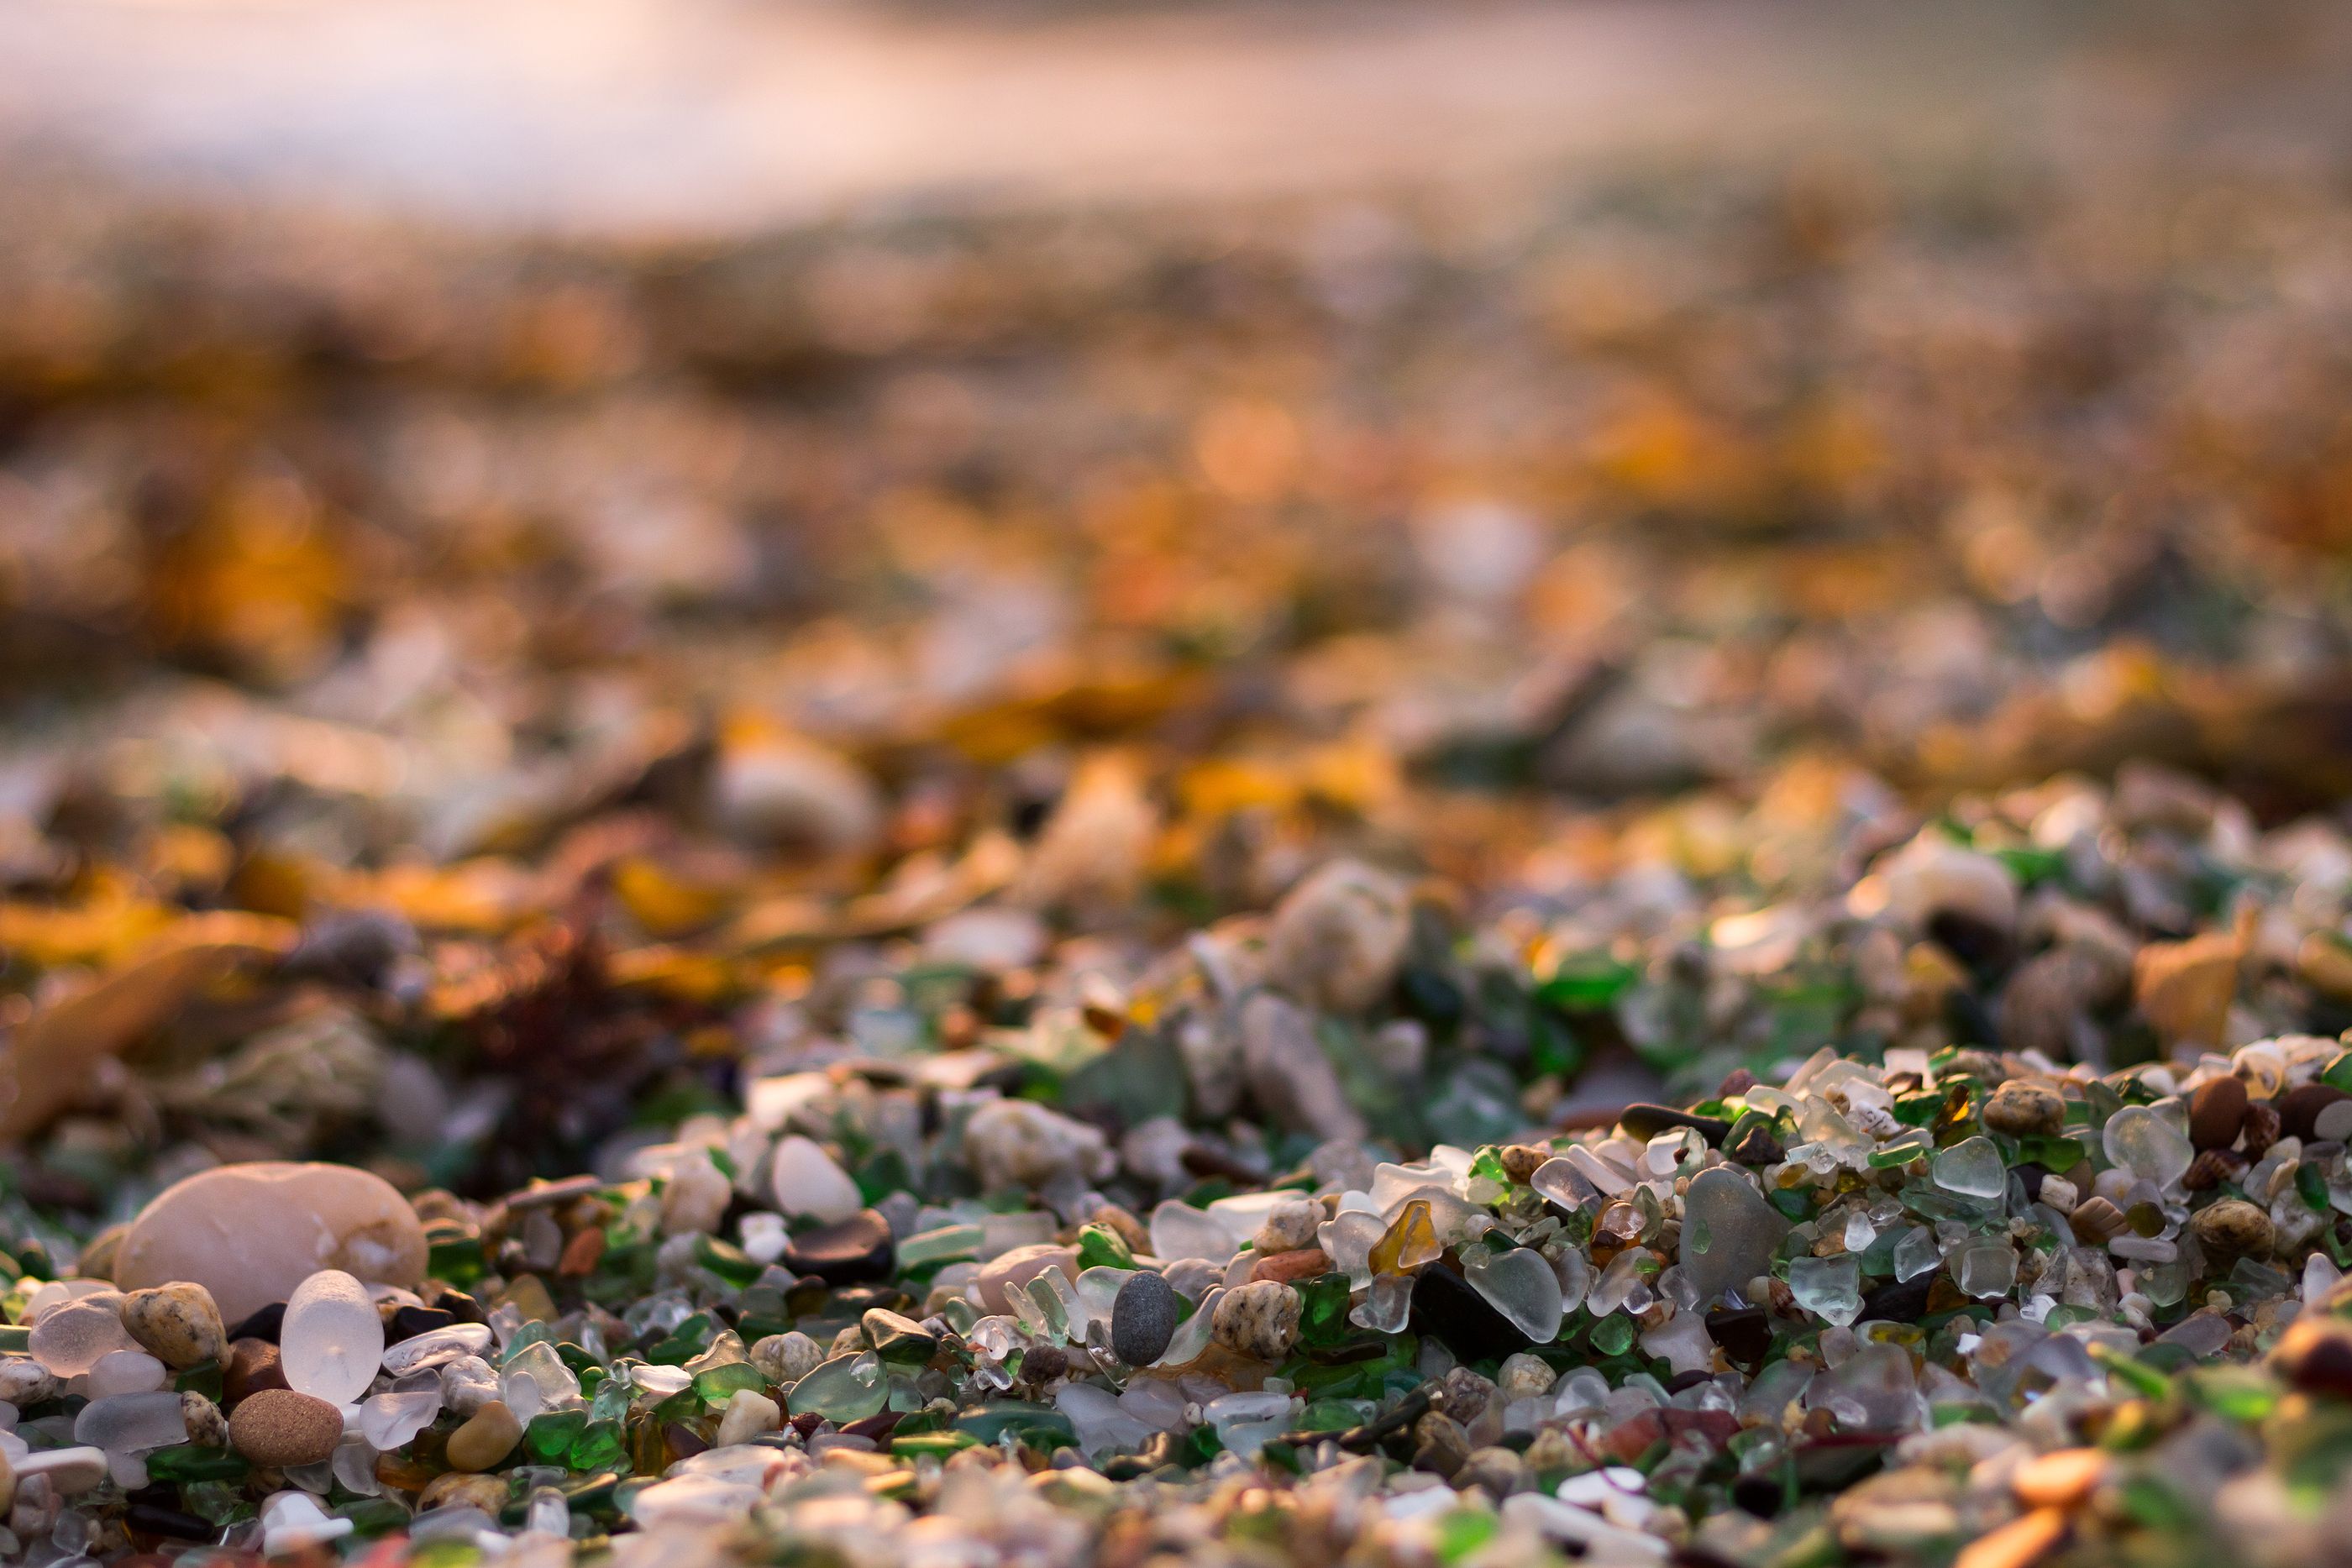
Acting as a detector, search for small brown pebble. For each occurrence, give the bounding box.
[2183,1148,2246,1191]
[557,1226,606,1278]
[1021,1345,1068,1383]
[1250,1247,1331,1285]
[0,1446,13,1516]
[447,1398,523,1471]
[1412,1409,1473,1472]
[2187,1077,2250,1152]
[1210,1280,1302,1361]
[2242,1101,2281,1158]
[1982,1081,2067,1139]
[2067,1198,2127,1245]
[1717,1067,1759,1097]
[2279,1083,2350,1143]
[420,1472,511,1513]
[2189,1198,2275,1257]
[223,1338,289,1407]
[228,1388,344,1468]
[122,1282,228,1371]
[1498,1145,1551,1185]
[2012,1448,2106,1509]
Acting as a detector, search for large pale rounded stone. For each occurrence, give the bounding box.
[114,1162,428,1322]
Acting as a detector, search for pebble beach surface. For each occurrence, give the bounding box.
[12,76,2352,1568]
[13,786,2352,1568]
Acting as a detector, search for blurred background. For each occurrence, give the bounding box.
[7,0,2352,1202]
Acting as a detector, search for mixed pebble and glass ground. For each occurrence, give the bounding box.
[13,130,2352,1568]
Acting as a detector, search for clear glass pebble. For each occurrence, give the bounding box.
[360,1377,444,1450]
[332,1437,383,1497]
[501,1340,583,1424]
[85,1350,166,1398]
[1929,1135,2007,1199]
[2103,1106,2193,1188]
[1530,1157,1599,1211]
[29,1300,135,1377]
[1319,1210,1386,1286]
[1465,1245,1564,1343]
[1893,1227,1942,1282]
[1788,1256,1863,1327]
[1955,1241,2019,1299]
[1348,1274,1413,1334]
[1148,1199,1233,1262]
[281,1270,385,1406]
[1587,1249,1653,1317]
[72,1392,186,1455]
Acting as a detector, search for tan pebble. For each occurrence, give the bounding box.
[1956,1508,2068,1568]
[1250,1198,1325,1255]
[0,1447,13,1517]
[2012,1448,2106,1509]
[2189,1198,2275,1257]
[714,1388,781,1447]
[1210,1280,1302,1361]
[420,1471,511,1513]
[228,1388,344,1467]
[447,1399,523,1471]
[1498,1145,1552,1185]
[114,1161,428,1321]
[122,1282,228,1370]
[180,1391,229,1448]
[1497,1352,1557,1403]
[751,1330,825,1385]
[1981,1081,2066,1139]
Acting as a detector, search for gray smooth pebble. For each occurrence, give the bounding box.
[1110,1270,1179,1366]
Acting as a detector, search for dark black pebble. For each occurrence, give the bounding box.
[1110,1270,1179,1366]
[1704,1306,1772,1367]
[225,1303,286,1345]
[783,1209,895,1285]
[1618,1103,1733,1146]
[126,1502,218,1542]
[1860,1273,1935,1324]
[1410,1263,1533,1358]
[386,1304,456,1345]
[433,1288,488,1324]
